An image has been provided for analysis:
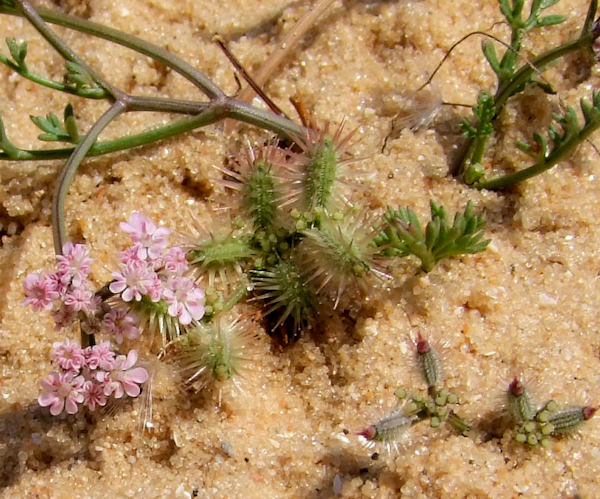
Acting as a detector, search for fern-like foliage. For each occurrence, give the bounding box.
[3,37,27,72]
[516,91,600,162]
[30,104,80,143]
[484,0,566,89]
[375,201,490,272]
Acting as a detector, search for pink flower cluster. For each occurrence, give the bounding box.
[23,213,206,345]
[23,242,98,328]
[38,339,148,416]
[23,240,143,343]
[110,212,205,326]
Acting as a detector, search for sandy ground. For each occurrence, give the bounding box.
[1,0,600,497]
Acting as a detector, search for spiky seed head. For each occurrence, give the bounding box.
[415,332,443,391]
[215,141,283,232]
[175,314,258,400]
[547,406,598,433]
[507,378,536,424]
[187,229,256,290]
[357,408,417,453]
[250,259,316,340]
[296,209,388,309]
[278,121,358,213]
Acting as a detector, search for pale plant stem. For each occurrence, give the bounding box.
[235,0,337,105]
[52,102,126,254]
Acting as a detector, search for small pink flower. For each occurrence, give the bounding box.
[84,341,116,371]
[98,349,148,399]
[52,305,77,330]
[102,309,141,344]
[81,380,107,411]
[162,246,189,275]
[145,272,163,302]
[109,261,157,302]
[57,243,93,287]
[47,271,68,298]
[63,286,95,313]
[162,277,205,325]
[23,271,59,311]
[51,339,85,372]
[38,371,85,416]
[117,245,144,266]
[120,213,170,261]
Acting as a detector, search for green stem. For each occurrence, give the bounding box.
[474,118,600,190]
[457,29,597,178]
[52,102,126,254]
[0,2,224,100]
[494,33,595,113]
[0,53,107,98]
[13,0,120,99]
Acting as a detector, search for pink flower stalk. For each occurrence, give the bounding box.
[102,309,141,344]
[110,260,158,302]
[56,243,93,287]
[51,339,86,372]
[23,271,59,311]
[38,371,85,416]
[120,213,170,261]
[162,276,205,325]
[98,350,148,399]
[84,341,116,371]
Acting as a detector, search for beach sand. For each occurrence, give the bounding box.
[1,0,600,497]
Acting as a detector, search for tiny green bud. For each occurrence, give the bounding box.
[540,423,555,436]
[405,401,419,414]
[435,394,448,406]
[515,433,527,443]
[545,400,558,412]
[527,433,539,446]
[537,410,550,423]
[436,406,448,418]
[333,212,343,221]
[426,401,436,414]
[540,438,552,449]
[395,388,408,400]
[295,220,307,231]
[447,410,471,435]
[290,209,301,220]
[447,393,458,405]
[523,421,536,434]
[430,417,441,428]
[413,393,424,403]
[464,163,485,185]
